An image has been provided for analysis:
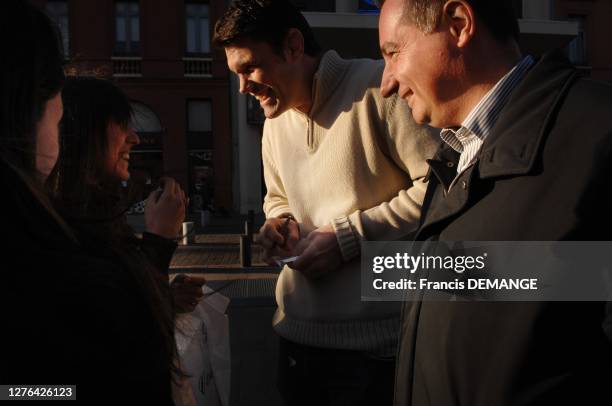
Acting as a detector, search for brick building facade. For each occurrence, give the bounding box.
[39,0,233,212]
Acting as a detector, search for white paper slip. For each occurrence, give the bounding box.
[275,256,299,267]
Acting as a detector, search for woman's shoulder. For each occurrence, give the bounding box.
[2,247,172,403]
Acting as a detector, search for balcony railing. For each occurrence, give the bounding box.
[184,57,213,78]
[112,57,142,77]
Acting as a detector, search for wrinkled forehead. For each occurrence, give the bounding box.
[382,0,413,30]
[379,0,409,44]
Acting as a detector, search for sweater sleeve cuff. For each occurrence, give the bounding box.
[331,216,360,262]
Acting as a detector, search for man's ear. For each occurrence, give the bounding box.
[442,0,475,48]
[283,28,305,62]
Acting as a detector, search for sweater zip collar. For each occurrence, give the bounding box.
[293,50,352,151]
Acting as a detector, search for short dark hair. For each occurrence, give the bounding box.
[213,0,321,57]
[378,0,520,44]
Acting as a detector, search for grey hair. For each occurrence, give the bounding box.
[375,0,447,33]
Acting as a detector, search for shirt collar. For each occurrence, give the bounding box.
[440,55,535,153]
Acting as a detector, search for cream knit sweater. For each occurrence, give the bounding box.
[263,50,439,354]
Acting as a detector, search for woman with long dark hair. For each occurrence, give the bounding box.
[49,76,204,315]
[0,2,179,403]
[49,77,186,238]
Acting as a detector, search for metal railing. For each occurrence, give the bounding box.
[112,56,142,77]
[183,57,213,78]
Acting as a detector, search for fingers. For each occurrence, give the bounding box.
[262,246,294,265]
[148,177,186,206]
[184,285,204,300]
[283,221,300,252]
[158,176,173,191]
[175,300,198,314]
[159,177,177,201]
[256,219,286,249]
[292,253,328,279]
[157,177,171,202]
[291,242,333,279]
[292,237,309,256]
[291,243,313,271]
[257,217,301,266]
[146,187,162,204]
[186,275,206,287]
[149,176,185,213]
[290,227,341,278]
[173,275,205,289]
[158,177,184,203]
[179,188,187,208]
[172,276,205,313]
[172,182,187,214]
[261,248,277,265]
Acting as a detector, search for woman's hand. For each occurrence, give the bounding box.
[145,177,187,239]
[171,275,206,313]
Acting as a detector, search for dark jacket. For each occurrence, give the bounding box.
[395,51,612,406]
[1,162,176,405]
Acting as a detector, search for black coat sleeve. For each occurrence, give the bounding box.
[140,232,178,277]
[4,251,175,405]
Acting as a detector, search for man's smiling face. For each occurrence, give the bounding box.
[226,38,298,119]
[379,0,464,128]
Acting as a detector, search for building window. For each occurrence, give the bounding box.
[185,3,210,55]
[187,100,214,211]
[45,0,69,56]
[115,2,140,55]
[521,0,554,19]
[130,102,163,151]
[187,100,213,149]
[567,15,587,66]
[358,0,379,13]
[125,102,163,213]
[188,101,212,132]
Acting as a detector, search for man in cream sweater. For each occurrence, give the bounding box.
[214,1,438,404]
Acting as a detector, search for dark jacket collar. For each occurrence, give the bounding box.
[477,50,580,179]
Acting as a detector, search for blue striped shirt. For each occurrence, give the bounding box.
[440,55,535,178]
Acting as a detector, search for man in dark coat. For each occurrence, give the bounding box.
[378,0,612,405]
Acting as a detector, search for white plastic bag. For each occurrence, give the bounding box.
[175,286,231,406]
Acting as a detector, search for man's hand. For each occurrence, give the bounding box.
[256,216,300,265]
[292,224,342,279]
[145,177,187,239]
